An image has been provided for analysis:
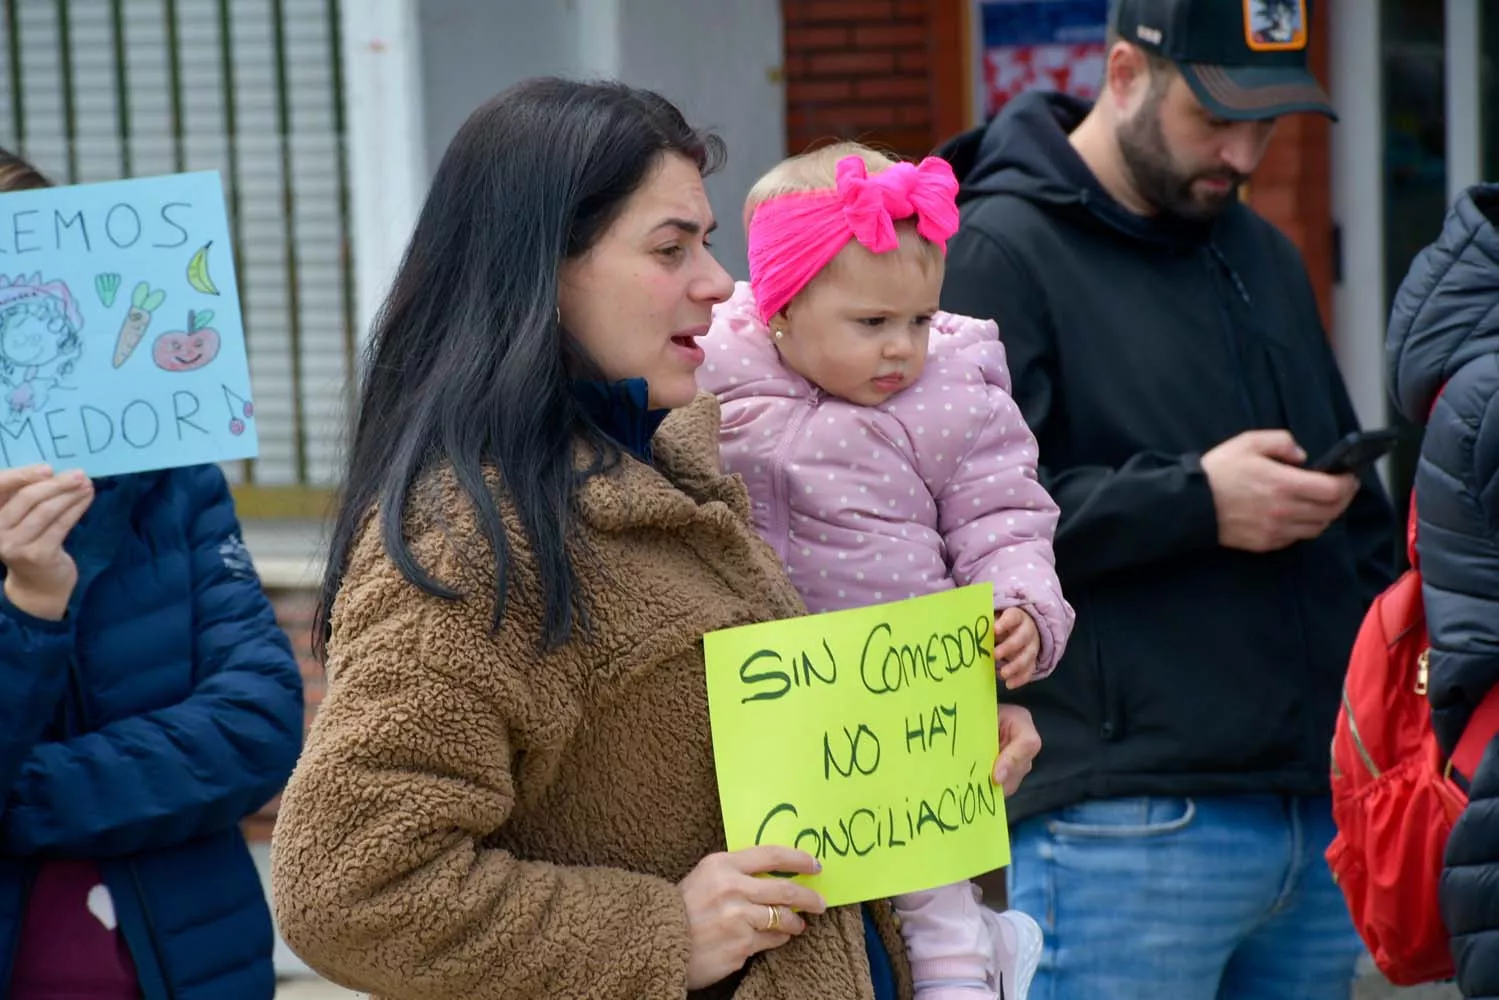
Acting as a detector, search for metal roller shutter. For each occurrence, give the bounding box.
[0,0,355,499]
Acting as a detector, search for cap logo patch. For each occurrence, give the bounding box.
[1135,24,1163,45]
[1244,0,1308,52]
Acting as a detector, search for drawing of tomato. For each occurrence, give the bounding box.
[152,309,221,372]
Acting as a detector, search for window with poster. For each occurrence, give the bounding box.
[972,0,1110,122]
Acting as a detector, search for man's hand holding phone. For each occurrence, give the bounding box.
[1201,430,1362,553]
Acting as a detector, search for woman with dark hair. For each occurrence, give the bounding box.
[0,148,305,999]
[269,78,1041,999]
[0,150,50,191]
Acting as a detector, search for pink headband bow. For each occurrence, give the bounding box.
[747,155,960,324]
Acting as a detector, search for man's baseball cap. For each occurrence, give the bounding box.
[1111,0,1336,122]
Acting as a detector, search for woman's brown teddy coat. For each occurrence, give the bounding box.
[270,396,912,999]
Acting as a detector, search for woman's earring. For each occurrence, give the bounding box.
[773,327,784,342]
[555,306,563,327]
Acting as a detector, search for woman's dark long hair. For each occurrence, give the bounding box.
[0,147,53,192]
[314,78,723,659]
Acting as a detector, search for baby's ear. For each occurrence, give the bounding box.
[763,309,791,341]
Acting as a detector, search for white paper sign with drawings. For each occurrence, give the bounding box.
[0,171,256,477]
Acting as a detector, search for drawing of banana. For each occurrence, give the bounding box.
[186,242,220,296]
[95,272,121,308]
[114,282,167,368]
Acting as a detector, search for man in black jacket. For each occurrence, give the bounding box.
[938,0,1395,996]
[1388,184,1499,1000]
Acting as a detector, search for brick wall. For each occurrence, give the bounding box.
[243,586,323,842]
[782,0,968,158]
[1243,0,1334,332]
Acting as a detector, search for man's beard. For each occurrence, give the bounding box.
[1117,96,1247,222]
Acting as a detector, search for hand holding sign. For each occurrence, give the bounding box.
[704,584,1010,908]
[0,464,93,620]
[992,703,1042,796]
[678,845,825,990]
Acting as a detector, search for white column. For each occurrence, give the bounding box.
[1445,0,1482,203]
[1328,0,1388,435]
[575,0,621,78]
[340,0,428,346]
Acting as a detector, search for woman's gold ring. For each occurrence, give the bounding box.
[765,904,782,932]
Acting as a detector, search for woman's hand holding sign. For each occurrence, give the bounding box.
[675,701,1037,991]
[993,703,1041,798]
[0,464,93,620]
[678,844,826,990]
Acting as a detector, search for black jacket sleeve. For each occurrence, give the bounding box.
[941,224,1220,584]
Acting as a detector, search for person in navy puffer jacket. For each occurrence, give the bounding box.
[1387,183,1499,1000]
[0,149,304,1000]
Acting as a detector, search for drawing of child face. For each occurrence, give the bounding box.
[152,327,221,371]
[0,302,69,367]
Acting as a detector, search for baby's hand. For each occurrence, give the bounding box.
[994,608,1041,690]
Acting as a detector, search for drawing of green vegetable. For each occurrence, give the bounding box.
[114,282,166,368]
[95,273,121,308]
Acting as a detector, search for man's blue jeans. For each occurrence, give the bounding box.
[1006,794,1363,999]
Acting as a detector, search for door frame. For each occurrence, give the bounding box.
[1328,0,1386,436]
[1331,0,1482,444]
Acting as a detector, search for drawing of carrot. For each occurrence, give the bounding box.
[114,282,166,368]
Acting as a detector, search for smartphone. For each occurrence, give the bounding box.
[1307,428,1404,475]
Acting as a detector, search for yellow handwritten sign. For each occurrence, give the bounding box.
[704,584,1009,907]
